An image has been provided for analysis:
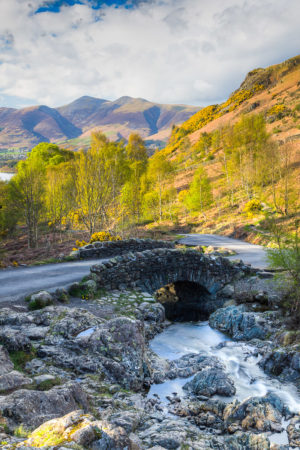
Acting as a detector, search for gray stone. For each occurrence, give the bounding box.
[209,305,268,340]
[183,367,236,397]
[0,382,89,428]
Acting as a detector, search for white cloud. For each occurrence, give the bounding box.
[0,0,299,108]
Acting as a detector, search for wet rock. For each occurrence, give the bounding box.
[223,394,284,433]
[287,415,300,448]
[171,398,226,430]
[224,431,272,449]
[0,382,88,429]
[259,350,300,382]
[209,305,268,340]
[183,367,236,397]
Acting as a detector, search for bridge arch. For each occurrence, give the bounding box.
[91,248,253,319]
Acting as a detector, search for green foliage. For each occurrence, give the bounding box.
[184,166,213,213]
[267,220,300,324]
[27,295,54,310]
[9,348,36,371]
[36,377,61,391]
[14,424,30,438]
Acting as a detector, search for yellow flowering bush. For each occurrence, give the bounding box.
[243,199,263,216]
[75,240,88,248]
[267,104,290,119]
[89,231,122,243]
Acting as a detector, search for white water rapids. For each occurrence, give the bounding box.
[148,321,300,446]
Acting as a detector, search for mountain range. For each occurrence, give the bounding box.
[0,96,200,152]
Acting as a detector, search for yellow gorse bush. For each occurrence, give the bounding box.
[89,231,122,243]
[75,240,88,248]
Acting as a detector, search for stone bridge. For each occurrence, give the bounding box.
[90,248,256,320]
[72,239,174,259]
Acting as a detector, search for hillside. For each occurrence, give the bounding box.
[0,96,200,157]
[157,54,300,239]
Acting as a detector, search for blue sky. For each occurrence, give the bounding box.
[0,0,300,109]
[35,1,138,13]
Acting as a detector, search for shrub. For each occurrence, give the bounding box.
[243,199,263,216]
[75,240,88,248]
[267,104,290,119]
[90,231,121,243]
[267,219,300,325]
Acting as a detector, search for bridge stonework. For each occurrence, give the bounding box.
[73,239,174,259]
[90,248,255,297]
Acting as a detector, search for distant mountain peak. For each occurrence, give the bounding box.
[0,95,200,152]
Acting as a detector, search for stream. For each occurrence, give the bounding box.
[148,321,300,446]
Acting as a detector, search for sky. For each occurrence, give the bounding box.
[0,0,299,109]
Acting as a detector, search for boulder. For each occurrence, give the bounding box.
[209,305,268,340]
[259,350,300,382]
[223,394,284,433]
[0,382,88,429]
[287,415,300,448]
[0,328,31,352]
[183,367,236,397]
[136,302,165,323]
[0,370,32,393]
[28,290,54,310]
[23,410,97,448]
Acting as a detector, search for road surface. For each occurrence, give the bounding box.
[0,234,269,302]
[0,258,107,302]
[178,234,269,270]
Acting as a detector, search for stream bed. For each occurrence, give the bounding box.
[148,321,300,446]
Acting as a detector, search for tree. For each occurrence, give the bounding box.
[184,166,213,216]
[267,219,300,324]
[11,158,45,248]
[45,162,76,236]
[75,146,113,235]
[146,151,174,222]
[0,180,20,235]
[118,134,148,226]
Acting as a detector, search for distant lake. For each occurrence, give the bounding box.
[0,173,14,181]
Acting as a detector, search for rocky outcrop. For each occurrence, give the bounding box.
[72,238,174,259]
[209,305,269,340]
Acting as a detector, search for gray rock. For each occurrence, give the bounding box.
[34,374,56,385]
[0,328,32,352]
[0,370,32,393]
[209,305,268,340]
[0,346,14,374]
[137,303,165,323]
[223,394,284,433]
[183,367,236,397]
[0,382,88,428]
